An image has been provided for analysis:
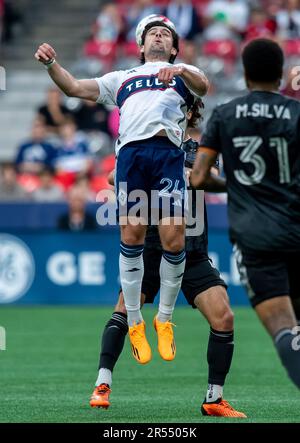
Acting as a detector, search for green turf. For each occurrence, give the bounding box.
[0,306,299,423]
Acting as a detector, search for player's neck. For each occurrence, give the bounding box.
[248,81,280,93]
[145,56,169,63]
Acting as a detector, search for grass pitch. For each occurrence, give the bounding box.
[0,306,299,423]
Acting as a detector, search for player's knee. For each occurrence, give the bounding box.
[120,225,146,245]
[121,233,145,245]
[211,308,234,331]
[163,238,185,253]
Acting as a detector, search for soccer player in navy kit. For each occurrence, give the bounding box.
[35,15,209,366]
[89,100,246,418]
[192,38,300,390]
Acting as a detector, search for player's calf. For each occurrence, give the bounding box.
[255,296,300,388]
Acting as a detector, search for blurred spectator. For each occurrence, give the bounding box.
[276,0,300,39]
[94,2,123,43]
[180,39,197,64]
[37,87,71,134]
[57,186,97,231]
[126,0,160,42]
[15,119,57,174]
[0,163,29,201]
[0,0,4,42]
[31,167,65,202]
[1,0,22,43]
[163,0,201,40]
[54,117,92,174]
[74,173,96,202]
[72,99,111,135]
[245,8,277,41]
[204,0,249,40]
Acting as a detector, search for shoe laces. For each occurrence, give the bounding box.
[97,384,110,395]
[130,323,145,344]
[158,321,176,338]
[219,400,234,410]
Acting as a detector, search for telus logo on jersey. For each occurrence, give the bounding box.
[116,75,193,108]
[0,234,35,303]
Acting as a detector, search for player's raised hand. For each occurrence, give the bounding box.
[35,43,57,64]
[158,66,185,87]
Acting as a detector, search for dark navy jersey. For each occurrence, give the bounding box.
[145,138,209,253]
[200,91,300,252]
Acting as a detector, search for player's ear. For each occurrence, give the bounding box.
[171,47,177,57]
[140,45,145,55]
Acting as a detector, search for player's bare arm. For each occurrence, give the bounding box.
[107,169,115,186]
[158,65,209,96]
[191,147,226,192]
[35,43,99,101]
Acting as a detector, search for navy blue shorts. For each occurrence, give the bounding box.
[115,137,187,221]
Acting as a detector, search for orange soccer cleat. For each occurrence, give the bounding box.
[153,316,176,361]
[201,398,247,418]
[90,384,111,409]
[128,321,152,364]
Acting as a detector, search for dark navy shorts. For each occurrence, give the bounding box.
[233,244,300,308]
[142,248,227,308]
[115,136,187,221]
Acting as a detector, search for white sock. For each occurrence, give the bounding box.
[157,250,186,323]
[96,368,112,387]
[119,243,144,327]
[205,384,223,403]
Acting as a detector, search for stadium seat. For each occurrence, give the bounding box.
[90,174,111,193]
[83,39,117,66]
[122,41,140,58]
[202,40,238,62]
[284,39,300,57]
[100,154,115,175]
[17,174,40,193]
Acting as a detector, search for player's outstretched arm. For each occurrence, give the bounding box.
[34,43,100,102]
[191,147,226,192]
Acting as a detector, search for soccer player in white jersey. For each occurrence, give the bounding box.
[35,14,209,364]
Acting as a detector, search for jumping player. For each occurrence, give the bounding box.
[35,15,209,365]
[90,101,246,418]
[192,38,300,390]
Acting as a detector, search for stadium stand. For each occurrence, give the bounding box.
[1,0,300,202]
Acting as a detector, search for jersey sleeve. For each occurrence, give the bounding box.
[94,71,123,106]
[199,109,221,152]
[177,63,207,97]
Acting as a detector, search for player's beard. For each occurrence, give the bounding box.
[147,45,169,62]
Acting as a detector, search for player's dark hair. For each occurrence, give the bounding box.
[242,38,284,83]
[187,99,204,128]
[140,21,179,64]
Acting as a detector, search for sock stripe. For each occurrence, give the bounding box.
[120,242,144,258]
[112,314,128,327]
[163,249,186,264]
[274,328,293,344]
[210,329,233,339]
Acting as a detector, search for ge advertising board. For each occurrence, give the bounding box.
[0,231,249,305]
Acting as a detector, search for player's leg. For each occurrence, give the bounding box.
[255,297,300,388]
[153,146,186,361]
[90,247,161,407]
[116,146,151,363]
[90,291,147,408]
[182,255,246,417]
[287,253,300,325]
[235,246,300,388]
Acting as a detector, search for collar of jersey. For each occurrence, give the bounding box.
[144,61,171,66]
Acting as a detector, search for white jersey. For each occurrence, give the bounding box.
[94,61,202,155]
